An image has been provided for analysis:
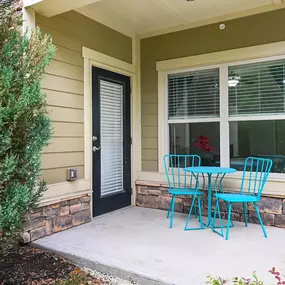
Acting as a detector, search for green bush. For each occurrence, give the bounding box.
[0,0,55,250]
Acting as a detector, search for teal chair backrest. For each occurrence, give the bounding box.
[163,154,201,189]
[240,157,273,200]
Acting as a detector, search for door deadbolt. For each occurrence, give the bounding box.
[92,136,98,141]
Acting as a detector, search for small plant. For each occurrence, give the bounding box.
[55,270,88,285]
[206,275,227,285]
[55,269,101,285]
[269,267,285,285]
[206,272,263,285]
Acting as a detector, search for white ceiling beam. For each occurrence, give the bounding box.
[23,0,103,17]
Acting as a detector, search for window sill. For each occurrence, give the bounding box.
[227,171,285,182]
[136,170,285,198]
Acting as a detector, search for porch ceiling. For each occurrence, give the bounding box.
[75,0,285,37]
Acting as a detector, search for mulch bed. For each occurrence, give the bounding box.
[0,246,102,285]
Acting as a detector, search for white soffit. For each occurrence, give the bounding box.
[76,0,285,38]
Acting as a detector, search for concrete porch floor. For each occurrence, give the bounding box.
[34,207,285,285]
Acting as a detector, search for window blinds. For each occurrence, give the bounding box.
[168,68,220,120]
[229,59,285,116]
[100,80,124,197]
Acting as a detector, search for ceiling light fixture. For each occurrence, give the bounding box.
[228,76,240,87]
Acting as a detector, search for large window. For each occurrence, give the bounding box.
[168,69,220,166]
[229,120,285,173]
[228,59,285,173]
[167,57,285,173]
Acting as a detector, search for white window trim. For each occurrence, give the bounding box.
[157,41,285,181]
[220,66,230,167]
[83,43,141,213]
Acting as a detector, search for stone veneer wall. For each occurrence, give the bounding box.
[21,195,91,243]
[136,181,285,228]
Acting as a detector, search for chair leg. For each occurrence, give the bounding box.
[194,203,198,218]
[226,203,232,240]
[212,198,224,237]
[254,202,267,238]
[184,195,196,230]
[243,202,248,227]
[170,195,176,228]
[167,196,173,219]
[212,199,218,229]
[197,196,203,229]
[226,202,234,227]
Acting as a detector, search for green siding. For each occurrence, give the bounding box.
[141,8,285,172]
[36,11,132,64]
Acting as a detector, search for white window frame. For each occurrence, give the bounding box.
[166,65,223,167]
[157,41,285,181]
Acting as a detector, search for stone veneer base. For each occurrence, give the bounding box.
[22,195,92,243]
[136,181,285,228]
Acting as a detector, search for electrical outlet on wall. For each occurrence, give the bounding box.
[66,168,78,181]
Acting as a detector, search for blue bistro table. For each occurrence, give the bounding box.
[183,166,237,228]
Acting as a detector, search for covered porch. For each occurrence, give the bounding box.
[20,0,285,268]
[34,207,285,285]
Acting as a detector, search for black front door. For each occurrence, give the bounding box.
[92,67,131,217]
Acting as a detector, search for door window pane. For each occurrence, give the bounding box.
[169,122,220,167]
[229,120,285,173]
[100,79,124,196]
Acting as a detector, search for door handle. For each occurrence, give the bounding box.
[93,146,101,152]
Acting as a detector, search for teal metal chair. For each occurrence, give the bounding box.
[163,154,204,229]
[213,157,273,240]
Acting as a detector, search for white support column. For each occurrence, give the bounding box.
[219,66,230,167]
[133,36,142,174]
[131,36,141,205]
[22,7,35,37]
[158,71,167,173]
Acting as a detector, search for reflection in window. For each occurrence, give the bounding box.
[229,120,285,173]
[229,59,285,116]
[169,122,220,167]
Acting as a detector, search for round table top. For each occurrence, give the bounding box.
[184,166,237,174]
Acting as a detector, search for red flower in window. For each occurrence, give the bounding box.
[194,135,213,152]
